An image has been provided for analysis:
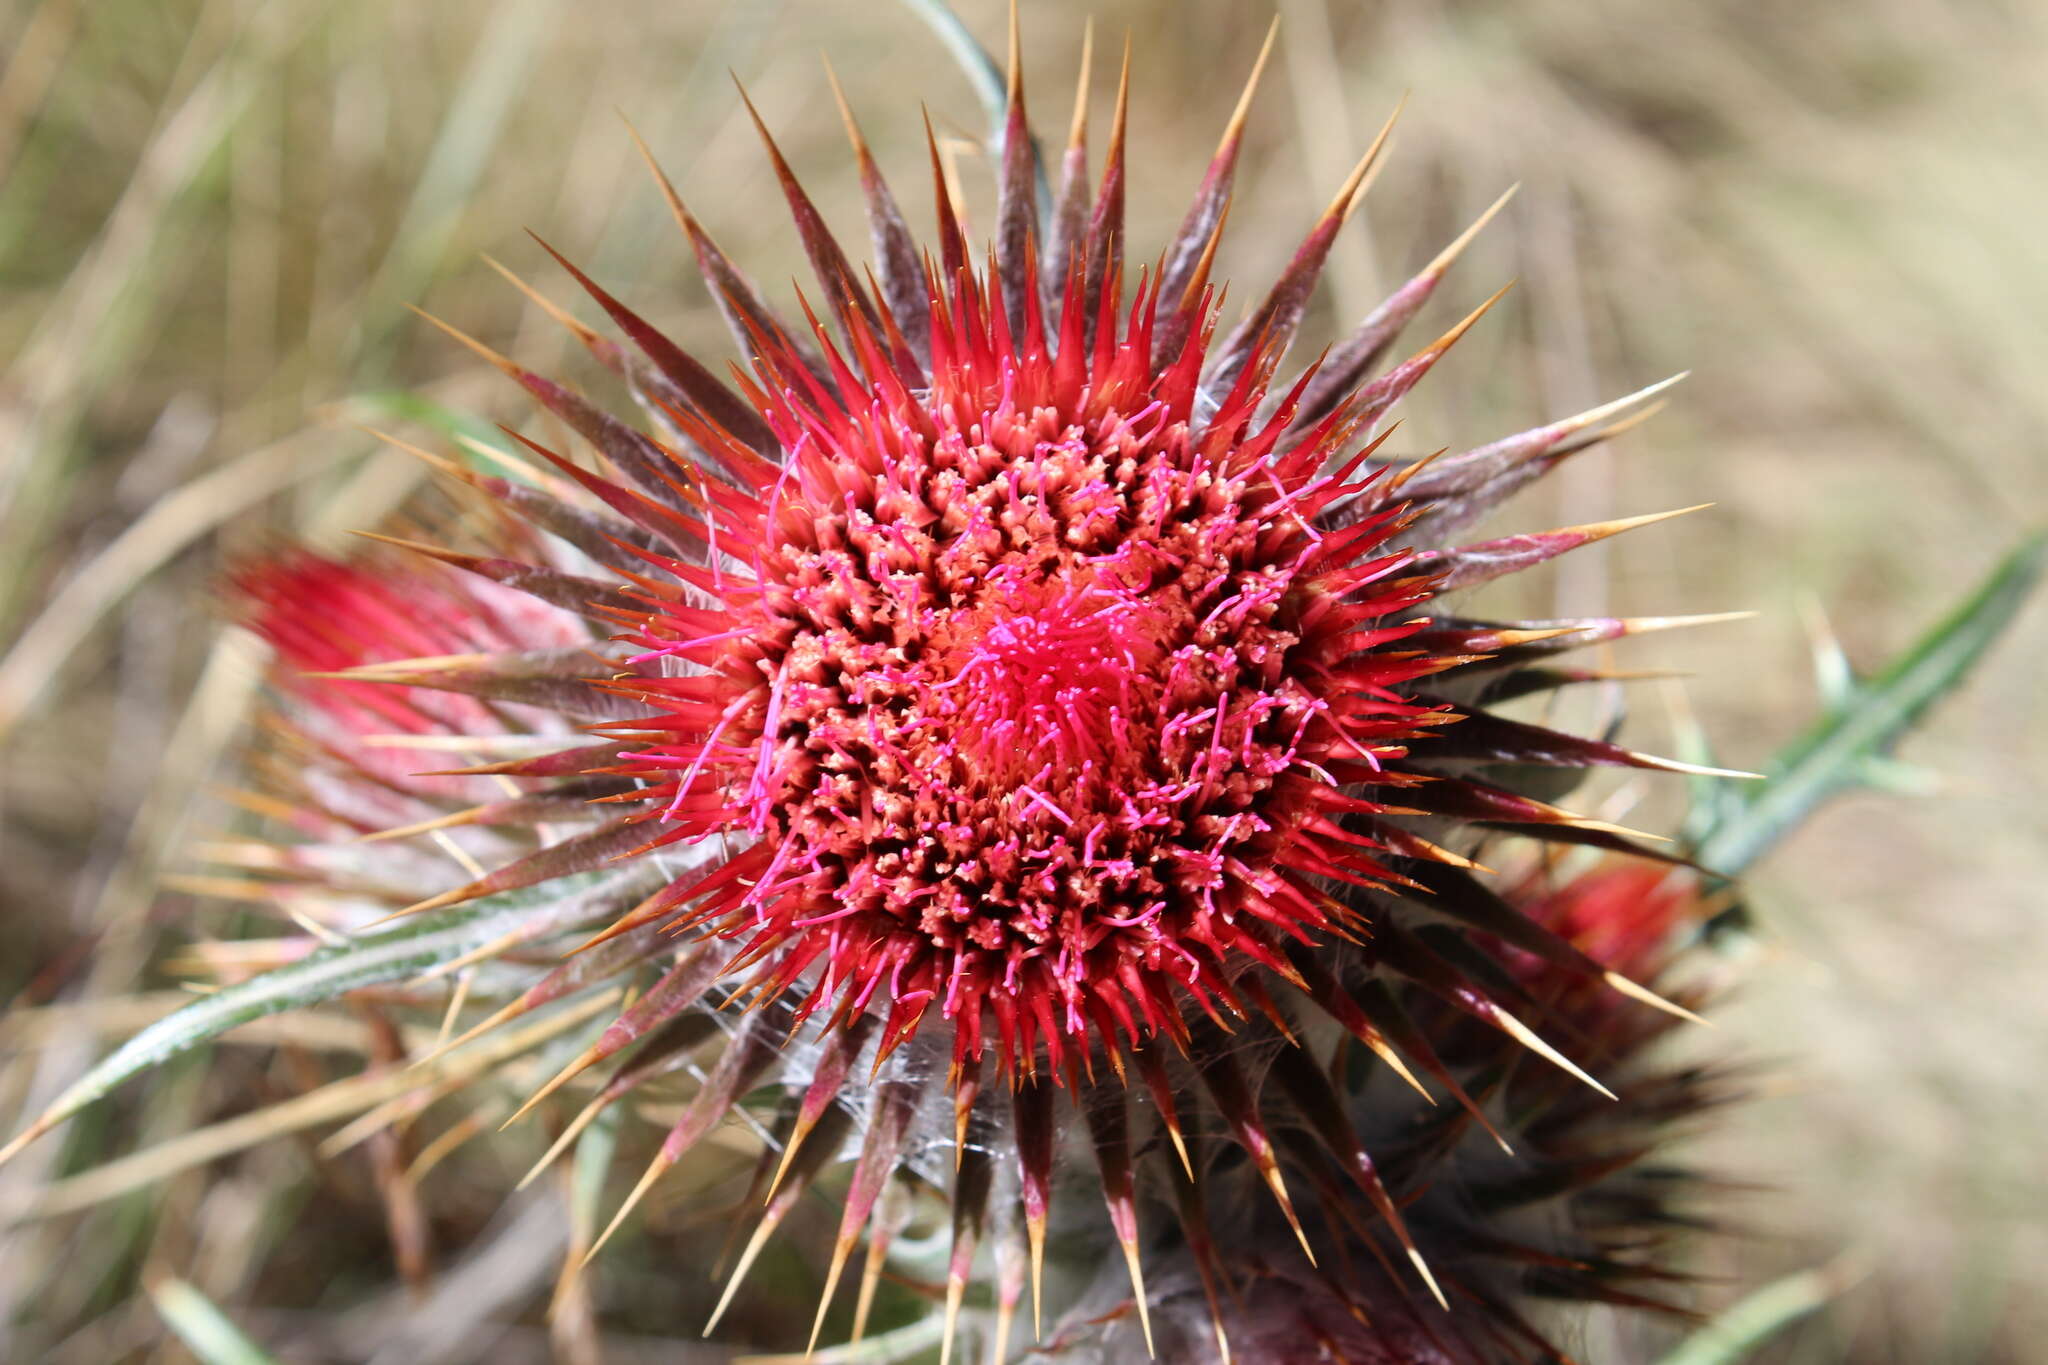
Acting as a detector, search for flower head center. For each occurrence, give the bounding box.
[941,584,1166,791]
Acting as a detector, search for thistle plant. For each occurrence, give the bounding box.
[10,8,2034,1365]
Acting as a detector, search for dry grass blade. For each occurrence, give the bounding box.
[0,430,355,742]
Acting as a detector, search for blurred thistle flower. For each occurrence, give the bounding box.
[0,10,1775,1364]
[1035,858,1729,1365]
[227,549,592,809]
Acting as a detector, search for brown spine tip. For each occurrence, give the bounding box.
[803,1234,856,1359]
[1068,18,1094,151]
[1325,93,1407,225]
[1177,194,1232,316]
[923,106,969,279]
[1219,15,1282,157]
[1110,32,1132,147]
[406,304,520,379]
[583,1150,674,1268]
[482,253,607,354]
[1429,277,1517,356]
[729,73,792,180]
[618,112,700,238]
[1006,0,1024,107]
[1119,1232,1157,1357]
[1421,183,1520,281]
[820,55,873,172]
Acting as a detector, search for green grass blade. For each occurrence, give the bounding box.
[1654,1257,1868,1365]
[148,1278,282,1365]
[1694,530,2045,880]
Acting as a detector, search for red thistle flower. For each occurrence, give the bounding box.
[591,202,1465,1088]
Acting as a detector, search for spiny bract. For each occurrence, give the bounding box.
[111,13,1749,1363]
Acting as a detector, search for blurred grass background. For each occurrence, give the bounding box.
[0,0,2043,1360]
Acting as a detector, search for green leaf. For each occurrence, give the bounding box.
[1653,1256,1869,1365]
[149,1278,282,1365]
[0,869,638,1165]
[1692,530,2045,882]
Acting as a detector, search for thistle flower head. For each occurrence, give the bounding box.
[600,228,1455,1086]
